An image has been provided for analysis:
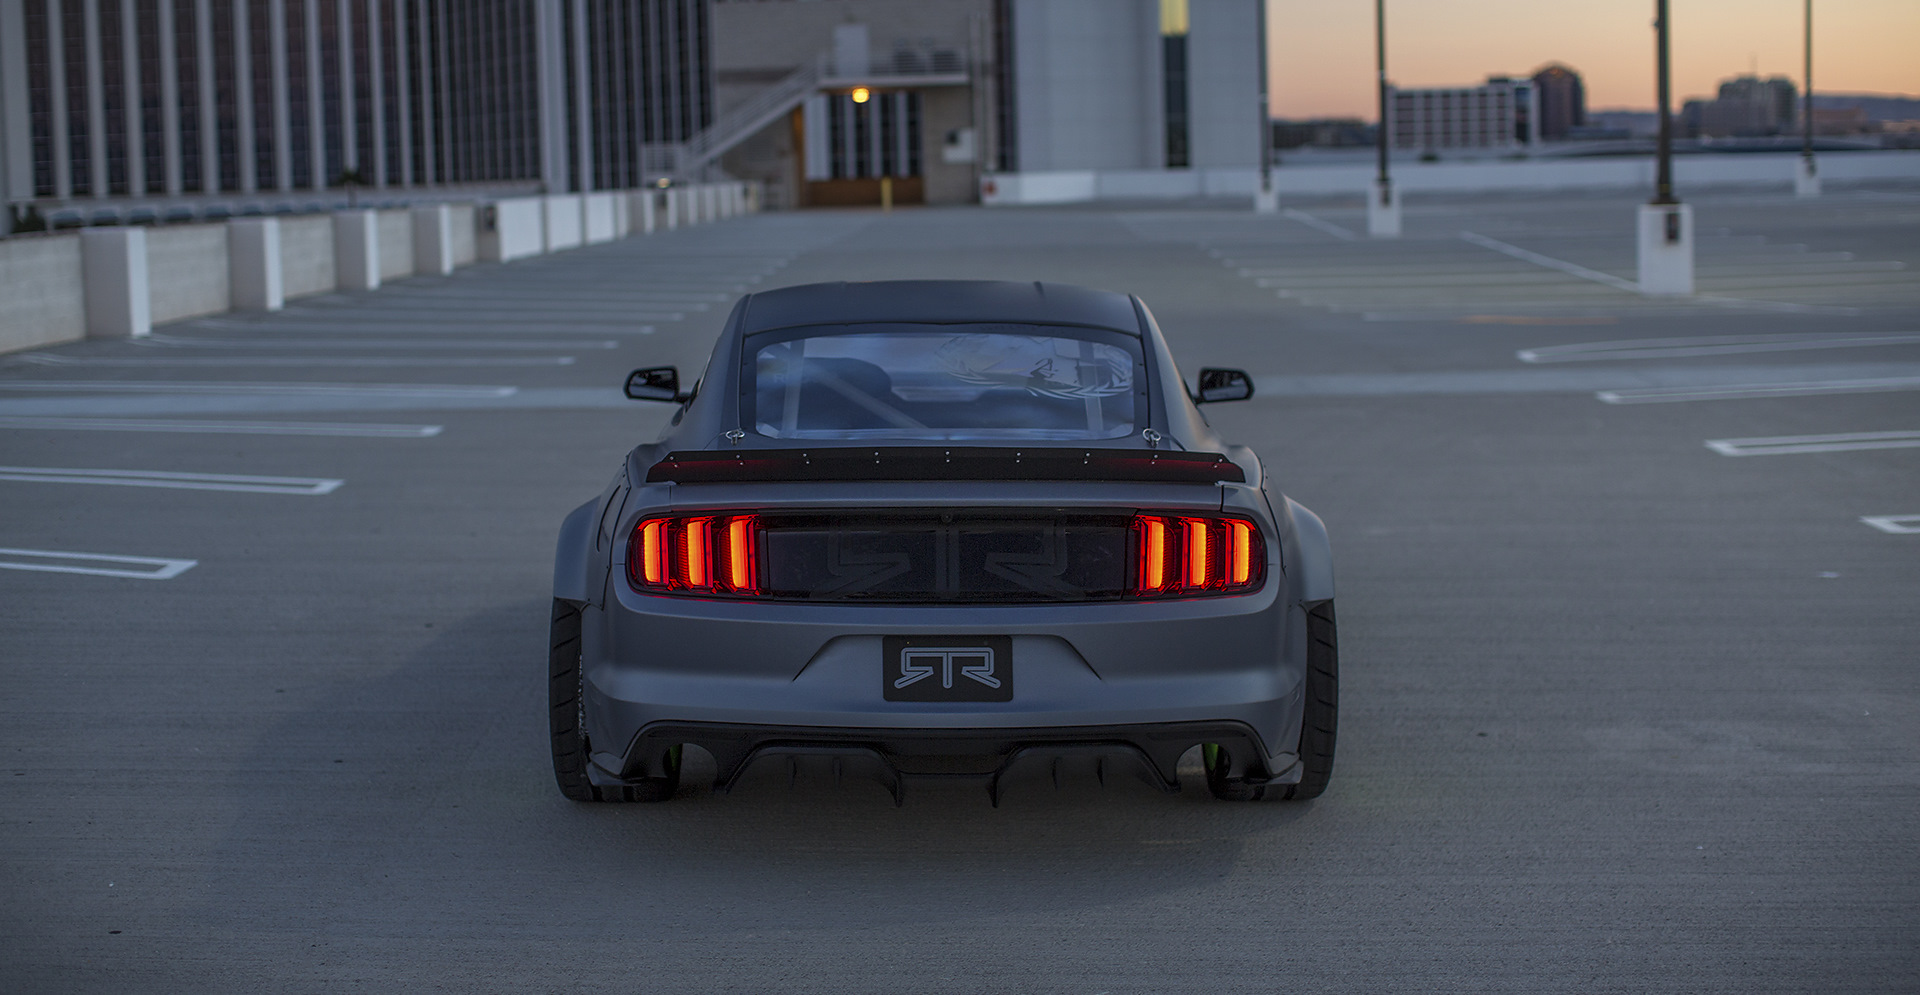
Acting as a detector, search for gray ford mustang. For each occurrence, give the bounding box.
[549,280,1336,805]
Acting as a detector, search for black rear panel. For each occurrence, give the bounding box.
[758,510,1132,603]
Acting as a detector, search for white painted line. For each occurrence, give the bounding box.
[0,417,442,438]
[1706,430,1920,456]
[0,380,516,398]
[140,334,620,350]
[1521,333,1920,363]
[1598,377,1920,404]
[1861,515,1920,534]
[0,547,197,580]
[1691,296,1864,316]
[1281,209,1357,241]
[0,465,343,495]
[1458,231,1641,293]
[18,355,574,368]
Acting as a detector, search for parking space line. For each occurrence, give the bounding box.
[0,547,197,580]
[1521,333,1920,363]
[1861,515,1920,535]
[1281,209,1357,241]
[1598,377,1920,404]
[1458,231,1641,293]
[0,417,442,437]
[139,335,619,350]
[17,355,574,368]
[0,465,343,495]
[1706,431,1920,456]
[0,380,516,398]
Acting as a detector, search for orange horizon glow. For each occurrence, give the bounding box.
[1266,0,1918,120]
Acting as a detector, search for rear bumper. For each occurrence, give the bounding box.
[592,719,1298,805]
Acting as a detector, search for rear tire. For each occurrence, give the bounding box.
[549,599,679,803]
[1205,599,1337,802]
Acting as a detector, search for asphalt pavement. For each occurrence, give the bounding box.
[2,186,1917,993]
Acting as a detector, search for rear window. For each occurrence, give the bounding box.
[746,324,1143,441]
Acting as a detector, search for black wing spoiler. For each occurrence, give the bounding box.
[645,447,1245,484]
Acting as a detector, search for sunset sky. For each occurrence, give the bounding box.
[1265,0,1920,119]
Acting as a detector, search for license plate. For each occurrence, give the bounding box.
[882,636,1013,702]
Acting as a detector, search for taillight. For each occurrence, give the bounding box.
[1130,514,1262,598]
[629,513,761,596]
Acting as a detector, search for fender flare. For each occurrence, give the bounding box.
[1285,497,1335,604]
[552,498,599,604]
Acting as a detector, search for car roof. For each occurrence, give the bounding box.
[736,280,1143,336]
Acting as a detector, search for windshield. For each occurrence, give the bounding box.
[747,324,1143,441]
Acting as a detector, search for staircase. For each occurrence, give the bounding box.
[664,59,824,179]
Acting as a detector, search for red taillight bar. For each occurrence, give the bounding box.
[630,513,761,595]
[1130,514,1263,598]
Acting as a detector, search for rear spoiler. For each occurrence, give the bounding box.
[645,447,1245,484]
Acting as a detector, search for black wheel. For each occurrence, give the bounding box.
[1205,599,1337,802]
[548,599,680,803]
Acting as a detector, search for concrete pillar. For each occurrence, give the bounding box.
[664,188,680,229]
[1253,186,1278,214]
[1367,179,1401,238]
[333,210,380,291]
[704,184,720,222]
[228,217,284,311]
[411,204,454,275]
[81,228,151,338]
[745,184,761,213]
[636,190,656,234]
[1636,202,1694,296]
[1795,156,1822,198]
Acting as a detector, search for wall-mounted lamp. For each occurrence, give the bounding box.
[850,87,871,104]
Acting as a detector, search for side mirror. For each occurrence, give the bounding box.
[625,367,691,403]
[1194,368,1254,404]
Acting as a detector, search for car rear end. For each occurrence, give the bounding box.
[579,468,1307,803]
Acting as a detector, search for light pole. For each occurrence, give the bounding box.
[1637,0,1692,294]
[1254,0,1277,212]
[1796,0,1820,196]
[1367,0,1400,237]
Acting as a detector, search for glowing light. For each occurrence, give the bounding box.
[1229,520,1253,585]
[725,516,755,591]
[682,518,709,589]
[1185,518,1210,588]
[641,520,665,585]
[1141,517,1166,591]
[850,87,871,104]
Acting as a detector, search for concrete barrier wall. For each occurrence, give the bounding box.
[146,223,230,323]
[481,197,545,262]
[449,204,478,265]
[583,193,617,244]
[377,209,413,278]
[0,234,85,353]
[544,195,584,250]
[986,151,1920,203]
[279,215,336,298]
[4,182,761,356]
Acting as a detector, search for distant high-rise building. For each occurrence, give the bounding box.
[1530,63,1585,141]
[1387,77,1539,152]
[1681,74,1798,138]
[0,0,710,228]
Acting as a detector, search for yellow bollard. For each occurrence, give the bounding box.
[881,175,893,213]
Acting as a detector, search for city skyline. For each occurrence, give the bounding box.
[1265,0,1918,119]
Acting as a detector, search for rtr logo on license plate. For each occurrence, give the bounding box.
[882,636,1013,702]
